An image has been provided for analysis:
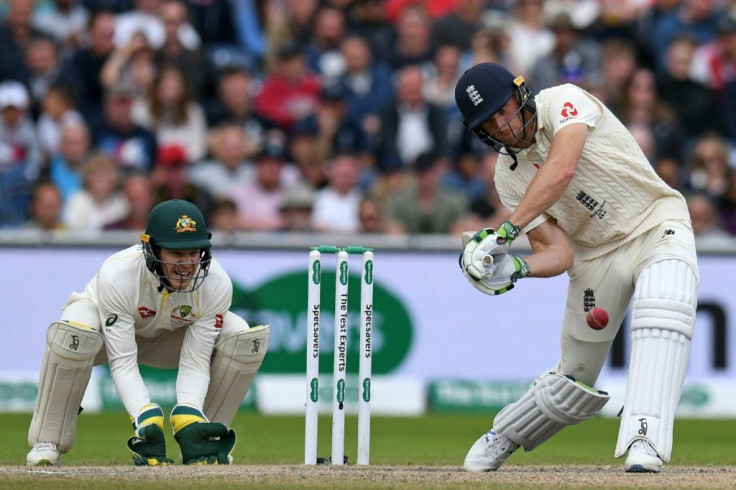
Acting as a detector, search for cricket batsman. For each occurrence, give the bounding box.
[27,199,270,466]
[454,63,698,473]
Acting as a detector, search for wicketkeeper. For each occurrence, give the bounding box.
[27,199,270,466]
[455,63,698,473]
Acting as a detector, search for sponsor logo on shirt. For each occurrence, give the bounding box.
[138,306,157,319]
[575,190,607,219]
[215,314,224,329]
[105,314,118,326]
[560,101,578,123]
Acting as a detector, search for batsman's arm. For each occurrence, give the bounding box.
[507,123,588,229]
[523,219,574,277]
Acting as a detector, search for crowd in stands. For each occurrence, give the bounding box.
[2,0,736,247]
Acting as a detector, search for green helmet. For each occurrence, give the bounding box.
[140,200,212,292]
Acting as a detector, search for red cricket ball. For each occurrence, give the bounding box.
[586,307,609,330]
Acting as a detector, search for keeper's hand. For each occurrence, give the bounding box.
[171,404,236,465]
[126,403,174,466]
[461,221,521,280]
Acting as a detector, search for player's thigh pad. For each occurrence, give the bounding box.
[615,259,697,461]
[203,315,269,426]
[494,372,610,451]
[28,321,104,452]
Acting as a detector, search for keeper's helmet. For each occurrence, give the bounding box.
[454,62,536,153]
[140,199,212,292]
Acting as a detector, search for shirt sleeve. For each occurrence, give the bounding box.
[545,84,602,136]
[96,261,151,416]
[175,262,233,410]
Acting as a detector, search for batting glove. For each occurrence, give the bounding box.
[127,403,174,466]
[171,404,236,465]
[460,221,521,281]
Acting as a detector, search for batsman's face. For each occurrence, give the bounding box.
[480,97,534,149]
[159,248,202,290]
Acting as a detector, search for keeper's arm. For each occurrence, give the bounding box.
[524,218,574,278]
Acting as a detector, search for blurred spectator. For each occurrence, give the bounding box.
[507,0,555,76]
[582,0,639,41]
[0,0,41,81]
[0,80,41,226]
[279,183,316,232]
[132,63,207,162]
[23,180,65,231]
[254,41,322,133]
[209,197,240,235]
[114,0,200,52]
[424,43,463,153]
[312,153,363,232]
[347,0,394,61]
[60,8,116,118]
[591,38,638,108]
[687,192,735,249]
[99,31,156,97]
[304,6,347,81]
[189,123,251,199]
[529,11,602,92]
[62,152,129,231]
[288,123,325,189]
[657,34,718,139]
[264,0,319,72]
[691,14,736,90]
[31,0,89,49]
[430,0,485,52]
[617,67,685,164]
[377,65,449,171]
[37,84,85,163]
[104,170,155,230]
[384,153,467,234]
[649,0,720,72]
[720,75,736,143]
[187,0,239,47]
[451,152,511,232]
[229,138,299,231]
[463,12,517,72]
[441,150,488,205]
[151,144,214,219]
[336,34,393,134]
[387,5,433,69]
[683,133,732,202]
[47,118,91,202]
[91,81,158,171]
[293,83,372,171]
[21,35,74,116]
[358,195,403,234]
[155,0,208,99]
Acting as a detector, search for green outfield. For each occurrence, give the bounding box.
[2,412,735,467]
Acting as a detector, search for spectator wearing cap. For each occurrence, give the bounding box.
[151,144,214,219]
[0,80,41,227]
[131,63,208,163]
[229,131,301,231]
[279,183,316,232]
[529,11,602,93]
[691,14,736,91]
[254,41,322,133]
[90,81,158,172]
[59,9,117,118]
[114,0,201,53]
[293,83,373,171]
[312,153,364,232]
[383,152,468,235]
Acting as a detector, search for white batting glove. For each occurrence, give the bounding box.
[461,222,520,280]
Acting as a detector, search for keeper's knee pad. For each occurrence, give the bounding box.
[494,372,610,451]
[615,259,697,461]
[203,324,270,426]
[28,321,104,452]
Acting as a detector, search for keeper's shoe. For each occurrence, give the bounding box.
[27,442,61,467]
[463,429,519,472]
[625,440,662,473]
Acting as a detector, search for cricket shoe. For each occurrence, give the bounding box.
[463,429,519,472]
[625,440,662,473]
[27,442,61,467]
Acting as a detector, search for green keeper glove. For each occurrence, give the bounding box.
[171,404,236,465]
[126,403,174,466]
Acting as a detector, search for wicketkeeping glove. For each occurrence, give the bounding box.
[126,403,174,466]
[461,221,521,280]
[171,403,236,465]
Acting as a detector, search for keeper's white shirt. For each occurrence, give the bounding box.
[495,84,691,260]
[64,244,232,415]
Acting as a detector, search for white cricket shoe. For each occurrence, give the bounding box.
[27,442,61,467]
[463,429,519,472]
[625,440,662,473]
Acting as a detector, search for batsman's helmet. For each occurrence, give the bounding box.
[140,200,212,292]
[454,63,535,152]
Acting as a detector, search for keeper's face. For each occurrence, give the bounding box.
[159,248,202,290]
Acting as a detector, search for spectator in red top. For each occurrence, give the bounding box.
[254,42,321,133]
[691,15,736,91]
